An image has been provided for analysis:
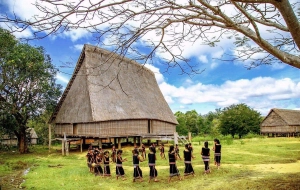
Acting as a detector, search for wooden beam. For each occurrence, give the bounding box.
[48,124,51,153]
[118,137,121,149]
[80,138,83,153]
[62,140,65,156]
[133,137,136,147]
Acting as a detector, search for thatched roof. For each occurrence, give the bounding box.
[261,108,300,126]
[49,44,178,125]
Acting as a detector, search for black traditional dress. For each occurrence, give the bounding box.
[214,144,221,166]
[168,151,180,177]
[103,155,111,176]
[116,156,125,177]
[148,152,157,179]
[201,147,210,172]
[183,149,194,175]
[94,156,103,176]
[133,154,143,179]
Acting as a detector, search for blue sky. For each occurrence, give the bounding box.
[1,0,300,116]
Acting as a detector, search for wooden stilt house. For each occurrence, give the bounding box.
[260,108,300,137]
[49,44,178,149]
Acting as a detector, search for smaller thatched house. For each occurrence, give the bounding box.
[260,108,300,137]
[0,128,38,146]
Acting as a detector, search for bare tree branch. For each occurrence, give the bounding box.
[1,0,299,69]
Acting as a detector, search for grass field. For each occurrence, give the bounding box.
[0,137,300,190]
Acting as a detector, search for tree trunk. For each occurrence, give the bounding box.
[16,127,28,154]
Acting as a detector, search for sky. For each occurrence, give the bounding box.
[1,0,300,116]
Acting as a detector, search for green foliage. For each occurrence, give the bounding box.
[0,27,62,153]
[219,103,261,138]
[28,110,53,145]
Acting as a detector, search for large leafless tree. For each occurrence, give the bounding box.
[1,0,300,71]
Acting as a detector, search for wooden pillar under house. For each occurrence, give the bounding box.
[80,138,83,153]
[139,137,143,146]
[156,140,160,146]
[133,137,137,147]
[99,139,102,149]
[174,132,178,146]
[114,138,117,146]
[118,137,122,149]
[62,141,65,156]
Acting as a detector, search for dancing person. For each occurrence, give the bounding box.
[133,148,144,182]
[141,143,146,159]
[111,145,117,163]
[94,152,103,176]
[86,149,94,173]
[103,150,111,176]
[175,144,181,160]
[151,143,157,154]
[183,144,195,177]
[188,143,194,153]
[201,141,210,174]
[168,145,181,183]
[213,139,222,169]
[116,149,127,180]
[148,146,158,182]
[160,144,166,159]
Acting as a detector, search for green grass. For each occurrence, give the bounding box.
[0,137,300,190]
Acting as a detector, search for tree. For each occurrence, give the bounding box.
[219,103,261,138]
[174,111,188,135]
[1,0,300,70]
[0,28,62,153]
[27,110,53,146]
[185,110,199,135]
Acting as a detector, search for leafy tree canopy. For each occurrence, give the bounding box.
[0,28,62,153]
[219,103,261,138]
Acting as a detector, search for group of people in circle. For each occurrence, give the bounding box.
[86,139,221,183]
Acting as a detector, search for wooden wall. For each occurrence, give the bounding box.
[54,119,176,137]
[261,125,300,133]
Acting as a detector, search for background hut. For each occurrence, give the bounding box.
[49,44,178,150]
[0,128,38,146]
[260,108,300,137]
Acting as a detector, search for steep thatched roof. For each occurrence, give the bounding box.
[49,44,178,125]
[261,108,300,126]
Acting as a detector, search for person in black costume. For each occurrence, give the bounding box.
[183,144,195,177]
[168,145,182,183]
[94,152,103,176]
[116,149,127,180]
[148,146,159,182]
[201,141,210,174]
[133,148,144,182]
[213,139,222,169]
[111,145,117,163]
[103,150,111,176]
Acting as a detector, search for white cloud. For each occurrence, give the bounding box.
[147,65,300,115]
[73,44,84,52]
[56,73,70,84]
[144,64,165,85]
[210,62,219,69]
[198,55,208,64]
